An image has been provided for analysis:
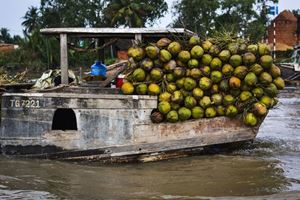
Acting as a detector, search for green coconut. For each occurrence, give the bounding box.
[201,54,213,66]
[141,58,154,71]
[164,60,177,72]
[192,87,204,100]
[227,43,239,54]
[150,68,163,81]
[145,45,159,59]
[260,55,273,69]
[159,92,172,102]
[188,59,199,68]
[191,45,204,59]
[171,90,184,103]
[167,83,177,93]
[170,102,181,110]
[184,96,197,108]
[223,94,235,106]
[242,52,256,66]
[148,83,161,95]
[210,57,223,70]
[210,84,219,94]
[199,96,212,109]
[229,76,241,89]
[253,102,267,116]
[209,45,221,56]
[244,112,258,126]
[178,50,191,63]
[173,67,186,79]
[190,68,202,80]
[229,54,243,67]
[222,64,234,76]
[133,68,146,82]
[121,82,134,95]
[205,107,217,118]
[225,105,238,117]
[210,71,223,83]
[216,105,225,116]
[156,38,172,48]
[166,110,179,123]
[252,87,264,98]
[247,44,258,54]
[192,106,204,119]
[218,49,231,62]
[166,73,175,82]
[176,77,185,89]
[244,72,258,86]
[269,64,281,78]
[199,77,213,90]
[178,107,192,121]
[167,41,181,55]
[259,72,273,85]
[184,77,197,91]
[200,66,211,77]
[219,79,229,92]
[202,40,213,52]
[258,43,271,56]
[211,93,223,105]
[239,43,247,54]
[249,64,264,75]
[234,66,248,79]
[158,101,171,115]
[159,49,172,63]
[273,77,285,90]
[264,83,278,97]
[189,36,200,46]
[135,83,148,95]
[129,47,145,61]
[260,95,272,108]
[230,89,241,97]
[239,91,253,102]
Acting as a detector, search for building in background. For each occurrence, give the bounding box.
[267,10,299,51]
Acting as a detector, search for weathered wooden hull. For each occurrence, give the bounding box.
[0,91,261,163]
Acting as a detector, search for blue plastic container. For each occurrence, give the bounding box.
[91,61,106,77]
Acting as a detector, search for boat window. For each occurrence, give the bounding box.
[52,109,77,130]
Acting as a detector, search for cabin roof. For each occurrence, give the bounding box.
[40,28,195,38]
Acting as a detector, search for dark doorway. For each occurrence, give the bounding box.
[52,109,77,130]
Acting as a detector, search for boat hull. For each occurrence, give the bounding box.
[0,91,261,163]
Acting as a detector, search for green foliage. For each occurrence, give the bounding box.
[172,0,278,41]
[103,0,168,27]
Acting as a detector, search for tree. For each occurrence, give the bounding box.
[172,0,220,36]
[172,0,278,41]
[38,0,106,28]
[103,0,168,27]
[0,28,13,43]
[22,6,40,34]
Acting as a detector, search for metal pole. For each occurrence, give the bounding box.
[273,21,276,59]
[60,33,69,85]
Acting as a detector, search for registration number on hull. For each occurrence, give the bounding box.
[10,99,41,108]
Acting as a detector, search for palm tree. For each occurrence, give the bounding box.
[103,0,167,27]
[22,6,40,34]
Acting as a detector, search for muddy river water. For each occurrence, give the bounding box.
[0,89,299,199]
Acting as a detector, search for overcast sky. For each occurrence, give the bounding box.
[0,0,299,36]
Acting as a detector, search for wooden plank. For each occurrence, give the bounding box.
[60,34,69,85]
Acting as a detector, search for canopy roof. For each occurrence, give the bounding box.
[40,28,195,38]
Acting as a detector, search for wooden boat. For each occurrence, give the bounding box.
[0,28,264,163]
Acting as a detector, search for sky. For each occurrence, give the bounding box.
[0,0,300,36]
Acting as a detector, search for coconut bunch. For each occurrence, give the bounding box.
[121,36,285,126]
